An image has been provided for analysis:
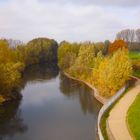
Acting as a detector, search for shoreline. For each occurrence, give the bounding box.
[63,72,107,104]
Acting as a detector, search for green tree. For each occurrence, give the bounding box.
[25,38,58,66]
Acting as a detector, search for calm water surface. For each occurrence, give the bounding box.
[0,64,102,140]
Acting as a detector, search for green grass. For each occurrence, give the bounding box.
[129,51,140,78]
[127,93,140,140]
[133,71,140,78]
[129,52,140,60]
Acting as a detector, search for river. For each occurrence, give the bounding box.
[0,64,102,140]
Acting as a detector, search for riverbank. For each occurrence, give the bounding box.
[127,93,140,139]
[63,72,107,104]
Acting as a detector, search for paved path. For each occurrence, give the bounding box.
[107,80,140,140]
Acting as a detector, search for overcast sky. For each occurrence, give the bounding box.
[0,0,139,43]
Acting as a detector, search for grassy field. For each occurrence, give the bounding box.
[127,93,140,140]
[129,51,140,60]
[129,52,140,78]
[133,71,140,78]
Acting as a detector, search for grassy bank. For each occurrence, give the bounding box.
[133,71,140,78]
[129,51,140,60]
[127,93,140,140]
[129,52,140,78]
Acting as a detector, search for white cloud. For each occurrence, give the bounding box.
[0,0,139,42]
[40,0,140,7]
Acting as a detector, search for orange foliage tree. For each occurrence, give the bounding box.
[109,40,128,54]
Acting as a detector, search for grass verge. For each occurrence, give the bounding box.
[129,51,140,60]
[133,70,140,78]
[127,93,140,140]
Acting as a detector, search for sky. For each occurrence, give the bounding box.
[0,0,139,43]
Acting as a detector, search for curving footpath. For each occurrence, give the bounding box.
[107,79,140,140]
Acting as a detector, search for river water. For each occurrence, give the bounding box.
[0,64,102,140]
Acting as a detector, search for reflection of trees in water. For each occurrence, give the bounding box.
[0,63,59,140]
[20,63,59,90]
[0,100,27,140]
[59,73,102,114]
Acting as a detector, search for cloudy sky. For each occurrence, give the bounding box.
[0,0,139,43]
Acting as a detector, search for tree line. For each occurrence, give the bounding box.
[116,29,140,51]
[116,29,140,43]
[58,40,132,97]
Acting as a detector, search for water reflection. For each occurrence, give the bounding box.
[0,63,59,140]
[0,64,101,140]
[21,63,59,88]
[0,100,27,140]
[59,73,101,114]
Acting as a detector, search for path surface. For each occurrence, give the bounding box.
[107,79,140,140]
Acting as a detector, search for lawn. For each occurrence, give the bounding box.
[127,93,140,140]
[133,71,140,78]
[129,52,140,78]
[129,51,140,60]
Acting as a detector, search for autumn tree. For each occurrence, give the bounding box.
[109,40,128,54]
[75,42,96,68]
[15,45,26,64]
[93,49,132,97]
[58,41,80,70]
[0,40,24,101]
[25,38,58,66]
[69,42,96,79]
[94,42,105,54]
[58,40,132,98]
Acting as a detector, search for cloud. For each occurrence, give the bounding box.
[40,0,140,7]
[0,0,139,42]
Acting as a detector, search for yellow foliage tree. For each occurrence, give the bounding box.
[93,49,132,97]
[0,40,24,100]
[69,42,96,80]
